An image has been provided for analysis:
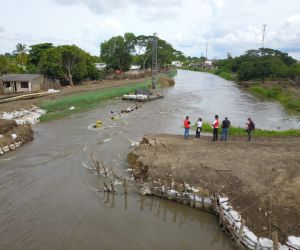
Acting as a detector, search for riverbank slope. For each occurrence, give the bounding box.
[128,134,300,242]
[0,119,33,154]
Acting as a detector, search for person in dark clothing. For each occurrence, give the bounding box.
[246,117,255,141]
[221,117,231,141]
[211,115,219,141]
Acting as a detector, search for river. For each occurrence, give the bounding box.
[0,70,299,250]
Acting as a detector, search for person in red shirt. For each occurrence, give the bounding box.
[211,115,219,141]
[183,116,191,139]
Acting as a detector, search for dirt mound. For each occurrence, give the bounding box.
[127,134,300,242]
[158,76,175,87]
[0,119,33,148]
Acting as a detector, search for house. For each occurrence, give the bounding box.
[130,65,141,71]
[202,60,214,70]
[0,74,44,94]
[171,61,183,67]
[94,63,106,71]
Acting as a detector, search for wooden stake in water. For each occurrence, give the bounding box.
[100,161,107,176]
[124,178,127,194]
[110,182,115,193]
[95,161,100,174]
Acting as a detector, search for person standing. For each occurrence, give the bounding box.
[183,116,191,139]
[195,118,202,139]
[246,117,255,141]
[211,115,219,141]
[221,117,231,141]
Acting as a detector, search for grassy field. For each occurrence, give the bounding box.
[249,85,300,112]
[40,80,150,121]
[192,122,300,137]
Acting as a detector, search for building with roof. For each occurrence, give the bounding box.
[0,74,44,94]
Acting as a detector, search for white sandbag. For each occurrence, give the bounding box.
[228,209,241,222]
[287,236,300,249]
[140,187,151,196]
[257,237,273,249]
[0,148,3,155]
[9,144,16,150]
[11,134,17,140]
[279,244,290,250]
[3,146,10,152]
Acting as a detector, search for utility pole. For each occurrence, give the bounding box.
[151,33,158,89]
[205,43,208,59]
[262,24,267,48]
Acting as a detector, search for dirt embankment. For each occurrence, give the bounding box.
[127,134,300,242]
[0,119,33,149]
[0,77,151,113]
[158,75,175,87]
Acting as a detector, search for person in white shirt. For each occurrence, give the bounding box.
[196,118,203,139]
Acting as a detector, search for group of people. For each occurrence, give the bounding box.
[183,115,255,141]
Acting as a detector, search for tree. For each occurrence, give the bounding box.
[100,34,135,71]
[0,55,10,75]
[28,43,53,71]
[14,43,28,68]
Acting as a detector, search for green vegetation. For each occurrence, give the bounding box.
[249,85,300,111]
[192,122,300,137]
[100,33,185,72]
[215,48,300,82]
[40,80,150,121]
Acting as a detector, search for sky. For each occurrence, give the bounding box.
[0,0,300,59]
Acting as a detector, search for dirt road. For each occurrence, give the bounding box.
[0,77,150,112]
[128,134,300,242]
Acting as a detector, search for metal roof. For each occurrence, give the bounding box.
[0,74,42,82]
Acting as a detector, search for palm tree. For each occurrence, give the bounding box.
[14,43,28,67]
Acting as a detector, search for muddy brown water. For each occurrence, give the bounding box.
[0,70,299,250]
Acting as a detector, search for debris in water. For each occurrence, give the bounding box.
[103,138,111,142]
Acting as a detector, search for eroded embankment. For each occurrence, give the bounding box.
[0,119,33,154]
[127,134,300,244]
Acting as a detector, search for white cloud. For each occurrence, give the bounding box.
[0,0,300,59]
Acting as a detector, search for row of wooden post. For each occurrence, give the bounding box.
[90,153,127,194]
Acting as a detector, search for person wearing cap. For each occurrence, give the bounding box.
[183,116,191,139]
[221,117,231,141]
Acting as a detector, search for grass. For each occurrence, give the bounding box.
[40,80,150,121]
[192,122,300,137]
[249,85,300,111]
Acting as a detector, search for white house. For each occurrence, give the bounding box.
[202,60,214,69]
[0,74,44,94]
[130,65,141,71]
[171,61,183,67]
[94,63,106,71]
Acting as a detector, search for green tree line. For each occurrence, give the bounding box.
[0,33,185,85]
[215,48,300,82]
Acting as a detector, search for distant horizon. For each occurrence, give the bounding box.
[1,0,300,59]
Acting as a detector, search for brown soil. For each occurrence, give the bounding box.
[0,119,33,148]
[0,77,151,112]
[127,134,300,242]
[158,76,175,87]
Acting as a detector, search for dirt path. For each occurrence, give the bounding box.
[127,134,300,242]
[0,77,151,112]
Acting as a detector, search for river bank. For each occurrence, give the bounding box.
[127,134,300,244]
[0,119,33,155]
